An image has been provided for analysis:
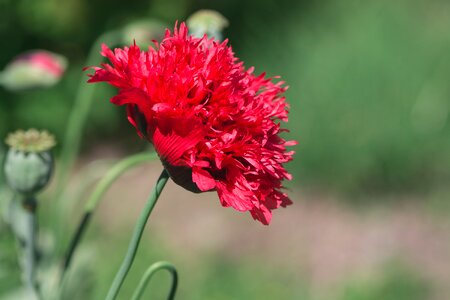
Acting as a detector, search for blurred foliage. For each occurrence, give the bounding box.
[232,0,450,194]
[338,261,432,300]
[73,228,308,300]
[0,222,21,294]
[1,0,450,194]
[2,209,432,300]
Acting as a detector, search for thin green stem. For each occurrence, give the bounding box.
[61,212,92,275]
[69,160,115,211]
[54,30,121,202]
[131,261,178,300]
[22,197,40,299]
[61,152,157,279]
[53,30,121,258]
[105,169,170,300]
[84,152,157,212]
[54,159,112,257]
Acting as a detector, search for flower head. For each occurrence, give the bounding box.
[87,23,296,225]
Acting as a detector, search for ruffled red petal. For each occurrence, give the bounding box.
[86,22,296,225]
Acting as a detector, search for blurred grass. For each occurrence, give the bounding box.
[44,223,434,300]
[338,261,432,300]
[80,226,432,300]
[0,222,21,295]
[82,227,308,300]
[0,193,437,300]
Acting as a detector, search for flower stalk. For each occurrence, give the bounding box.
[105,169,170,300]
[131,261,178,300]
[61,152,157,277]
[21,197,39,297]
[55,30,121,203]
[8,196,41,299]
[2,129,55,299]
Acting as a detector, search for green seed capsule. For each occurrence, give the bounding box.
[4,149,53,196]
[3,129,56,196]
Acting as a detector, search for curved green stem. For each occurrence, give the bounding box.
[131,261,178,300]
[84,152,157,212]
[68,159,115,210]
[61,152,157,278]
[105,169,169,300]
[54,30,121,203]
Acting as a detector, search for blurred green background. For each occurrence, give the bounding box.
[1,0,450,299]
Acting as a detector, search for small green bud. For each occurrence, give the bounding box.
[3,129,56,196]
[187,10,229,40]
[121,20,166,47]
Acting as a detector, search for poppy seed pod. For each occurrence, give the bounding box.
[3,129,56,196]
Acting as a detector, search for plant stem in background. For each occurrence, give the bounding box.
[22,197,40,299]
[61,152,157,278]
[131,261,178,300]
[54,30,121,203]
[105,169,170,300]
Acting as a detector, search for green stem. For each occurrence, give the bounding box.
[105,169,169,300]
[131,261,178,300]
[54,30,121,203]
[84,152,157,212]
[22,197,40,299]
[53,30,121,259]
[54,159,112,257]
[61,152,157,278]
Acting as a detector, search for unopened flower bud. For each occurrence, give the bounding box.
[0,50,67,91]
[121,20,166,47]
[187,10,229,40]
[3,129,56,196]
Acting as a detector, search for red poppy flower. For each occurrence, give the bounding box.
[87,23,296,225]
